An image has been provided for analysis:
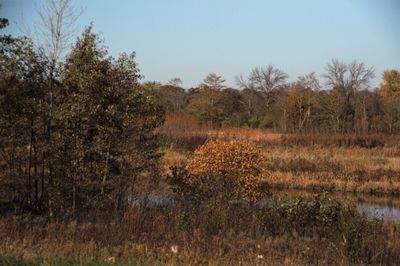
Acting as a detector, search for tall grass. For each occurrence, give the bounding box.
[1,196,399,265]
[158,113,400,151]
[157,113,211,151]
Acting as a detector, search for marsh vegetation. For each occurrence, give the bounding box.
[1,1,400,265]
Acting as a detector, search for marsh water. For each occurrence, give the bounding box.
[130,190,400,222]
[271,189,400,221]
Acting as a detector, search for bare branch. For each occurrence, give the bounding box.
[298,72,321,91]
[35,0,83,64]
[236,65,288,110]
[235,73,248,89]
[323,59,374,93]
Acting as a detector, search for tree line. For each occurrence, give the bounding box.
[146,65,400,133]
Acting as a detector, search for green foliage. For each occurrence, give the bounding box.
[199,72,225,90]
[0,24,164,215]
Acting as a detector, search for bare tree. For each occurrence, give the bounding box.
[236,65,288,110]
[168,77,183,87]
[323,59,374,97]
[36,0,82,65]
[298,72,321,91]
[322,59,374,133]
[34,0,81,216]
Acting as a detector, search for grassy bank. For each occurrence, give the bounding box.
[1,196,400,265]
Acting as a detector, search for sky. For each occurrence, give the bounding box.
[1,0,399,88]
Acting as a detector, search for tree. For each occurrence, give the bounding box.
[24,0,82,216]
[277,83,316,132]
[167,77,183,87]
[1,17,48,212]
[57,25,165,213]
[380,70,400,99]
[187,73,226,126]
[322,59,374,133]
[35,0,81,64]
[159,84,188,112]
[187,86,224,127]
[380,70,400,132]
[1,22,165,215]
[298,72,321,91]
[200,73,226,90]
[323,59,374,97]
[219,88,247,127]
[236,65,288,111]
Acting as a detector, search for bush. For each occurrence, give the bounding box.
[169,140,269,202]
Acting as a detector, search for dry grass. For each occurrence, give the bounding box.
[157,113,281,151]
[261,145,400,195]
[159,124,400,195]
[1,198,400,265]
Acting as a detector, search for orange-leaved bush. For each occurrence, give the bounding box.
[169,139,269,202]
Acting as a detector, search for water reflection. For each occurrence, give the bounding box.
[272,189,400,221]
[357,203,400,221]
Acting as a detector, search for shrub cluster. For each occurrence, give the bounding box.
[169,140,269,202]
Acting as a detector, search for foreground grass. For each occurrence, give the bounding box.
[1,197,400,265]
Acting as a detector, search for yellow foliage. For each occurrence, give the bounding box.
[380,70,400,98]
[184,139,268,202]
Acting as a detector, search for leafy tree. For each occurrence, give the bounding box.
[380,70,400,99]
[219,88,247,127]
[187,73,226,127]
[187,87,223,127]
[379,70,400,132]
[200,73,225,90]
[1,23,165,215]
[159,84,188,112]
[277,84,313,132]
[56,25,164,212]
[0,17,48,211]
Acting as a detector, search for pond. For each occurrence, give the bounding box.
[272,189,400,222]
[129,190,400,222]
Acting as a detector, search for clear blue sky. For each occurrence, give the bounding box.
[1,0,399,88]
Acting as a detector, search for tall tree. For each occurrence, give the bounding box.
[168,77,183,87]
[236,65,288,111]
[1,16,48,211]
[322,59,374,133]
[380,70,400,99]
[380,70,400,132]
[200,73,226,90]
[58,26,165,213]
